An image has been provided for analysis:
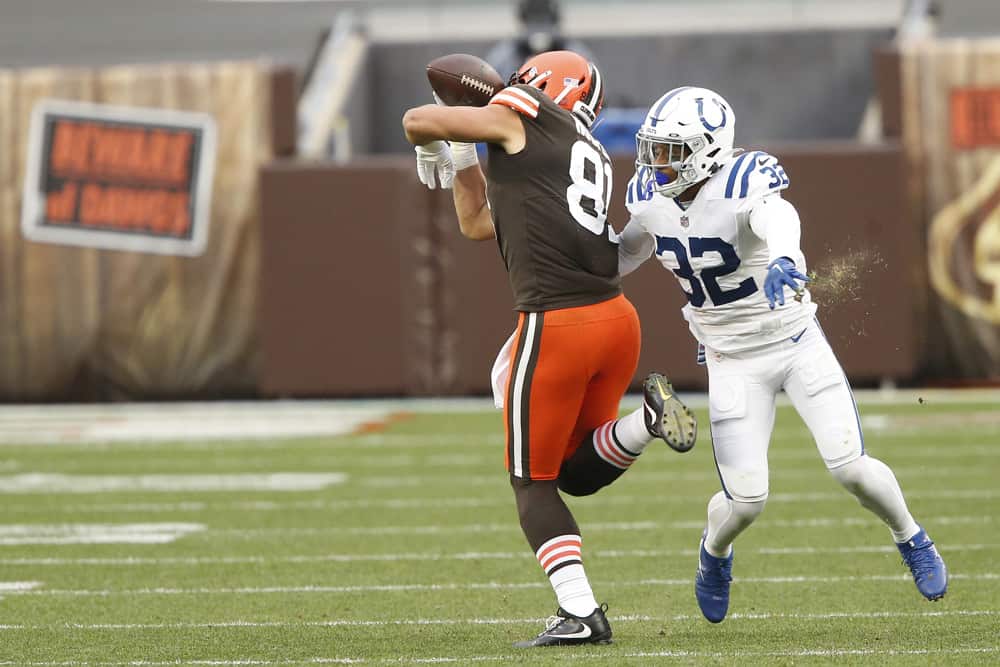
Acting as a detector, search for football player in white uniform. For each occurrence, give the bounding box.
[618,86,948,623]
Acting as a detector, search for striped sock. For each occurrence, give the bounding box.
[614,407,654,454]
[591,420,642,470]
[535,534,598,617]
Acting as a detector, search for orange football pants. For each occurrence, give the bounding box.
[503,294,641,480]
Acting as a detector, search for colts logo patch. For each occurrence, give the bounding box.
[695,97,728,132]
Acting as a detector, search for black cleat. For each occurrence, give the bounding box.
[643,373,697,452]
[513,604,613,648]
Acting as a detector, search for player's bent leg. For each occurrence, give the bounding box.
[559,370,697,497]
[787,324,947,601]
[558,299,647,496]
[829,456,948,600]
[697,492,766,623]
[558,422,637,496]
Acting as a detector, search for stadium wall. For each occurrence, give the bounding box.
[259,144,919,396]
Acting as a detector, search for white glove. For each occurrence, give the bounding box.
[415,140,454,190]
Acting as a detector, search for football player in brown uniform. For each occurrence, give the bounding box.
[403,51,697,647]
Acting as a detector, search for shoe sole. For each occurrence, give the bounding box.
[513,637,613,648]
[647,376,697,453]
[662,398,697,453]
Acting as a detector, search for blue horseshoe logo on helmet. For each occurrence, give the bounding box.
[696,97,727,132]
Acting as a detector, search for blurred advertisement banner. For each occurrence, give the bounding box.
[0,62,277,399]
[21,100,216,256]
[902,40,1000,377]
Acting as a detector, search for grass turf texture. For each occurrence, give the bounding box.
[0,397,998,665]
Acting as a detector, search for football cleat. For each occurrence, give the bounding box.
[897,526,948,601]
[643,373,697,452]
[513,604,612,648]
[695,533,733,623]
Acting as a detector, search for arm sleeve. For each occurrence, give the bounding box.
[747,195,803,264]
[618,217,655,277]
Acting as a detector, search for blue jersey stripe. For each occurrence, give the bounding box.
[724,152,751,198]
[738,151,764,198]
[649,86,691,128]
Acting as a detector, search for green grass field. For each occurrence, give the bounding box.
[0,393,997,665]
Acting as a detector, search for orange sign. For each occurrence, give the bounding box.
[21,100,216,255]
[950,87,1000,150]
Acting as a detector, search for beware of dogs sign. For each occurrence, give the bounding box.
[20,99,217,256]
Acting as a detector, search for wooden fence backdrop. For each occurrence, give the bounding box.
[0,62,275,399]
[901,39,1000,378]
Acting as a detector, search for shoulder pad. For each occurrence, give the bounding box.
[488,84,544,119]
[714,151,789,201]
[625,166,656,216]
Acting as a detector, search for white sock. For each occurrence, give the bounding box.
[704,491,765,557]
[614,408,653,454]
[830,455,919,543]
[549,563,599,617]
[534,535,598,617]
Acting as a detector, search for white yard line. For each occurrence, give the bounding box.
[190,514,990,538]
[1,543,996,567]
[5,573,997,597]
[4,487,995,516]
[0,609,995,631]
[211,520,660,537]
[0,473,347,493]
[233,443,1000,468]
[0,582,41,591]
[0,523,204,546]
[358,466,994,488]
[0,647,998,666]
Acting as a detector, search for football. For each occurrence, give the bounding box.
[426,53,505,107]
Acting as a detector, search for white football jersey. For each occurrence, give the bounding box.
[624,150,817,353]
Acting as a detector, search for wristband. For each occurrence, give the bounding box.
[451,142,479,171]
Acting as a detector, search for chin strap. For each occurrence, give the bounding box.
[571,101,596,127]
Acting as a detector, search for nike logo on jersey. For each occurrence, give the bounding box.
[790,329,807,343]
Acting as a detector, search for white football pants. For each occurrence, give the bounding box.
[705,318,863,502]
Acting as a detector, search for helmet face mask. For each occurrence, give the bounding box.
[509,50,603,127]
[636,87,736,198]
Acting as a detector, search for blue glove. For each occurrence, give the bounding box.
[764,257,810,309]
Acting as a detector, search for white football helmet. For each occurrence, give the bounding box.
[635,86,737,198]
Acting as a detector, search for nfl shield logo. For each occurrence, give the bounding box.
[680,215,690,228]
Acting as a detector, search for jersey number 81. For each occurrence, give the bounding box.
[567,132,613,236]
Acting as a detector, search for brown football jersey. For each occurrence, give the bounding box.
[486,84,620,312]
